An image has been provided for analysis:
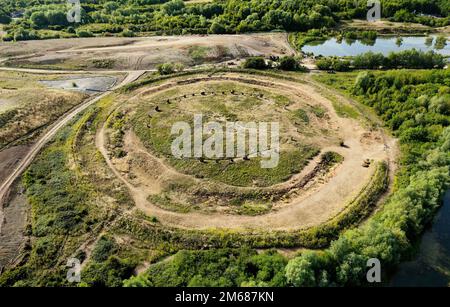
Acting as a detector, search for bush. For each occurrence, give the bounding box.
[157,63,176,75]
[209,21,226,34]
[76,30,94,38]
[243,57,267,69]
[12,28,38,41]
[121,29,135,37]
[278,56,304,71]
[82,256,136,287]
[316,57,351,71]
[30,11,48,28]
[353,52,385,69]
[91,236,118,262]
[387,49,445,69]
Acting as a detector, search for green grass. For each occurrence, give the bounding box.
[235,202,273,216]
[309,105,327,118]
[148,194,195,213]
[188,46,210,64]
[292,109,309,123]
[130,82,320,187]
[331,99,360,119]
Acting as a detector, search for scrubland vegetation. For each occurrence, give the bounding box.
[0,69,393,286]
[290,69,450,286]
[243,56,307,71]
[2,64,447,287]
[0,0,449,289]
[121,69,449,287]
[119,68,449,287]
[316,49,446,71]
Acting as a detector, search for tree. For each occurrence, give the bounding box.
[285,255,316,287]
[209,21,226,34]
[353,52,385,69]
[46,10,68,26]
[0,9,11,24]
[262,10,292,29]
[335,252,366,286]
[30,11,48,28]
[163,0,185,16]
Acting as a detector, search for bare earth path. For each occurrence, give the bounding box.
[0,70,145,234]
[96,74,397,231]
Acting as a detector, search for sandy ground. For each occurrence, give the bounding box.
[96,73,397,231]
[0,34,294,70]
[0,145,31,185]
[0,71,144,235]
[0,190,28,269]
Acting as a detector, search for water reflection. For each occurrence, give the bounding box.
[390,190,450,287]
[302,36,450,57]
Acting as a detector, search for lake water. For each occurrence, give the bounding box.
[389,190,450,287]
[302,36,450,57]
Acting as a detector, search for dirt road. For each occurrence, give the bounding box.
[0,70,145,234]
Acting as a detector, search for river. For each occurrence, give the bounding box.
[390,190,450,286]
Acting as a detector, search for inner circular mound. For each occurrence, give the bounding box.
[104,79,345,216]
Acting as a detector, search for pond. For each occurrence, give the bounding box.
[389,190,450,287]
[301,36,450,57]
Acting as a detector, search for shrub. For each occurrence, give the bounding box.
[0,9,11,24]
[76,30,94,38]
[278,56,304,71]
[209,21,226,34]
[121,29,135,37]
[243,57,267,69]
[316,57,351,71]
[157,63,176,75]
[91,236,118,262]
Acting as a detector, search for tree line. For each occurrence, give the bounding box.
[316,49,447,71]
[1,0,449,40]
[285,69,450,286]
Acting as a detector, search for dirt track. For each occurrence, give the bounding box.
[0,70,145,234]
[95,73,397,231]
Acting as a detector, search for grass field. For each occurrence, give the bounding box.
[0,69,397,287]
[0,71,88,149]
